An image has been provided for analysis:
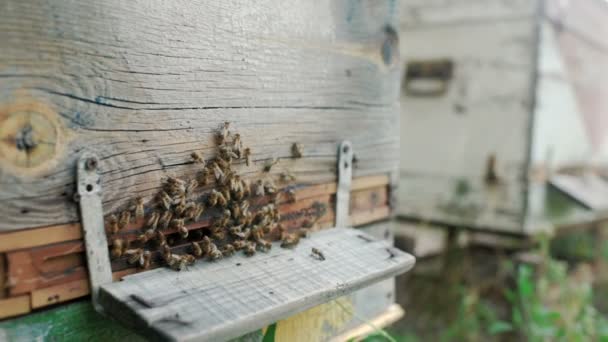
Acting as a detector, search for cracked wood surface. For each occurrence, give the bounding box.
[0,0,400,231]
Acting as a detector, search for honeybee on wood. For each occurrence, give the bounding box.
[107,214,119,234]
[285,188,296,203]
[146,212,160,230]
[280,233,300,248]
[137,229,157,244]
[291,143,303,158]
[191,151,205,166]
[255,179,265,197]
[256,238,272,253]
[193,203,204,221]
[110,238,128,258]
[263,158,279,172]
[221,244,235,256]
[185,179,198,195]
[174,203,186,216]
[172,219,187,238]
[242,179,251,197]
[243,147,252,166]
[217,191,228,207]
[220,187,231,203]
[172,193,186,207]
[217,121,230,145]
[161,244,172,261]
[233,240,248,251]
[211,162,224,181]
[167,254,194,271]
[142,250,152,269]
[198,167,211,186]
[119,211,131,229]
[212,229,226,241]
[159,211,173,229]
[200,236,213,254]
[133,197,145,219]
[280,171,296,182]
[159,191,172,210]
[208,245,223,260]
[229,226,249,240]
[264,179,277,195]
[191,241,203,257]
[125,248,144,265]
[311,248,325,261]
[232,133,243,157]
[219,145,238,161]
[250,225,263,241]
[156,231,167,247]
[244,242,257,256]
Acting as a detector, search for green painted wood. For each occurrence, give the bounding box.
[0,300,145,342]
[0,299,265,341]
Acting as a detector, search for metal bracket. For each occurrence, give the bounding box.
[76,153,112,313]
[335,141,353,228]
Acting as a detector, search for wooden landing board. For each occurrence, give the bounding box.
[99,228,415,342]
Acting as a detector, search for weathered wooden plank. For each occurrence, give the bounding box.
[0,254,5,299]
[0,0,400,231]
[0,223,82,253]
[0,175,388,253]
[0,295,30,320]
[31,279,89,309]
[6,186,388,297]
[99,228,414,341]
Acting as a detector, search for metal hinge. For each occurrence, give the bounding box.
[76,153,112,312]
[335,141,353,228]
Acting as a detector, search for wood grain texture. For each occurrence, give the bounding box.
[31,278,89,309]
[98,228,414,341]
[0,0,400,232]
[0,295,30,320]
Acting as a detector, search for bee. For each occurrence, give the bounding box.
[133,197,145,219]
[285,188,296,203]
[125,248,144,265]
[255,179,265,197]
[250,225,263,241]
[291,143,303,158]
[238,212,254,227]
[137,229,157,244]
[221,244,235,256]
[174,203,186,216]
[146,212,160,230]
[233,240,248,251]
[219,209,231,227]
[217,191,228,207]
[243,147,252,166]
[166,176,186,187]
[159,211,173,229]
[220,145,238,160]
[159,191,172,210]
[193,203,204,221]
[161,244,172,261]
[230,226,250,240]
[156,231,167,247]
[199,167,211,187]
[185,179,198,195]
[200,236,212,254]
[217,121,230,145]
[142,251,152,269]
[263,158,279,172]
[110,238,128,258]
[240,201,250,215]
[244,242,257,256]
[212,229,226,241]
[211,162,224,181]
[208,246,223,260]
[191,151,205,165]
[191,241,203,257]
[264,179,277,195]
[172,219,188,238]
[256,239,272,253]
[107,214,119,234]
[172,193,186,207]
[221,187,231,203]
[311,248,325,261]
[280,171,296,182]
[119,211,131,229]
[167,254,194,271]
[281,233,300,248]
[230,203,241,220]
[242,179,251,198]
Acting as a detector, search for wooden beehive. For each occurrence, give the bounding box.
[397,0,608,238]
[0,0,414,340]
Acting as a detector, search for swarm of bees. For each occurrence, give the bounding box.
[106,122,307,271]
